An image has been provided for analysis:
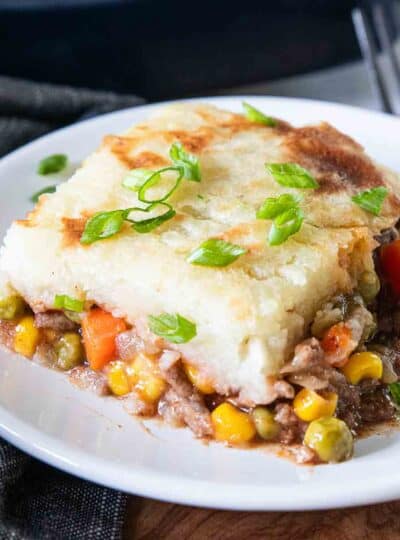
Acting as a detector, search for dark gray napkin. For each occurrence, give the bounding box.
[0,75,144,539]
[0,75,144,156]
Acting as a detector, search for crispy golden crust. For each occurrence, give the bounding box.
[163,129,212,153]
[286,123,385,193]
[103,136,170,169]
[61,217,88,247]
[128,151,169,169]
[284,123,400,216]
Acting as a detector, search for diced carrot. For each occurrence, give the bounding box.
[321,323,351,353]
[81,307,127,371]
[321,322,352,367]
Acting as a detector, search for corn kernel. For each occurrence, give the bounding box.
[107,361,130,396]
[341,351,383,385]
[14,315,40,358]
[211,402,256,444]
[293,388,338,422]
[183,363,214,394]
[127,353,166,403]
[126,352,152,385]
[136,376,166,402]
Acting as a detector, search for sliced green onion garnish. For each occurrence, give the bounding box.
[127,203,176,233]
[187,238,246,267]
[268,207,304,246]
[82,143,201,244]
[256,193,302,220]
[37,154,68,175]
[120,142,201,237]
[242,102,276,127]
[148,312,197,344]
[122,169,160,192]
[352,186,388,216]
[169,142,201,182]
[137,166,184,204]
[54,294,84,313]
[80,209,129,245]
[80,202,177,243]
[266,163,319,189]
[30,185,57,203]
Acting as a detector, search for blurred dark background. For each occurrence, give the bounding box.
[0,0,359,100]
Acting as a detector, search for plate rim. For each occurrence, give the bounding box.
[1,94,400,511]
[2,389,400,512]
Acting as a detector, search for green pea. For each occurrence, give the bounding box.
[304,416,353,463]
[55,333,84,371]
[0,295,26,320]
[358,271,380,304]
[251,406,280,441]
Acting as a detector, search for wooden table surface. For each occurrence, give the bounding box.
[125,498,400,539]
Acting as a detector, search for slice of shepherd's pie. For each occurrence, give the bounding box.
[1,102,400,464]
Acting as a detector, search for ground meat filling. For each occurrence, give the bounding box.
[123,391,156,417]
[279,289,399,434]
[358,383,395,424]
[159,362,213,438]
[281,338,328,390]
[116,328,161,359]
[331,375,394,431]
[0,320,16,350]
[69,366,109,396]
[374,226,399,246]
[274,403,307,445]
[35,311,78,332]
[372,341,400,378]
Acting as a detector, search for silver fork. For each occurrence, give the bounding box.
[352,0,400,113]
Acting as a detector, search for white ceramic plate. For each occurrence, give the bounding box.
[1,96,400,511]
